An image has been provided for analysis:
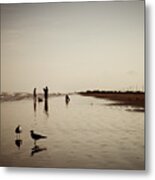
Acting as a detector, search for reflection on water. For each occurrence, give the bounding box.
[33,99,37,112]
[0,95,144,169]
[15,139,23,150]
[33,97,49,117]
[44,99,49,117]
[31,145,47,156]
[15,124,23,150]
[126,107,145,112]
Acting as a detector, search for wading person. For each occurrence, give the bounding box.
[65,94,70,104]
[33,88,37,100]
[43,86,48,100]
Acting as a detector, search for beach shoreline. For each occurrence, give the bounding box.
[79,91,145,109]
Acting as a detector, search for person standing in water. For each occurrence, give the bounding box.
[65,94,70,104]
[43,86,48,100]
[43,86,49,116]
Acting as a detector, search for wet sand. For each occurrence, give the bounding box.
[0,94,144,169]
[79,91,145,108]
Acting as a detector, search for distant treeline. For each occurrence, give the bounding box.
[79,90,144,94]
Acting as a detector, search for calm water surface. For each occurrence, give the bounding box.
[0,95,144,169]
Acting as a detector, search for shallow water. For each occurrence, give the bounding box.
[0,95,144,169]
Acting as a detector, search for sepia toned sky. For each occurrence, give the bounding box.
[1,1,144,93]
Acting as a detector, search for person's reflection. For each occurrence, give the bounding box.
[44,99,49,117]
[15,139,23,150]
[33,88,37,113]
[31,145,47,156]
[33,99,37,112]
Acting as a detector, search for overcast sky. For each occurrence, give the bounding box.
[1,1,144,93]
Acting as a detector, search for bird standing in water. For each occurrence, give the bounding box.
[30,130,47,145]
[15,125,22,138]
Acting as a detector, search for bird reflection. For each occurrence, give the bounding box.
[15,125,23,149]
[31,145,47,156]
[15,139,23,150]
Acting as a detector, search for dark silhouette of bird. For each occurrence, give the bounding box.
[38,97,43,102]
[30,130,47,145]
[15,125,22,139]
[15,125,22,134]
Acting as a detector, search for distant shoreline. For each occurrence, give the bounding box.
[79,90,145,108]
[0,91,145,110]
[0,92,66,102]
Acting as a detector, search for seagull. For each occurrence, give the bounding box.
[15,125,22,134]
[30,130,47,145]
[38,97,43,102]
[15,125,22,139]
[15,125,22,136]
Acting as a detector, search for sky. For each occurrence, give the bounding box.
[1,1,144,93]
